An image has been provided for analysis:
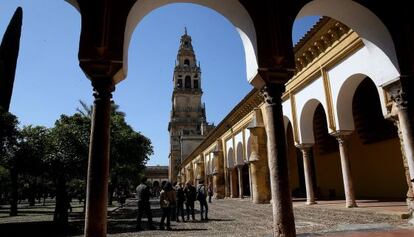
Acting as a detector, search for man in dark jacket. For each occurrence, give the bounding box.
[196,179,208,221]
[136,177,154,230]
[175,182,186,222]
[184,180,196,221]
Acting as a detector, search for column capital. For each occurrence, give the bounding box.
[383,80,408,110]
[295,143,313,151]
[259,83,285,106]
[91,78,115,101]
[196,159,204,165]
[331,130,353,144]
[248,151,261,163]
[213,149,222,157]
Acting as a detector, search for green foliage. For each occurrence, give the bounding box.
[0,107,19,167]
[110,110,153,189]
[16,125,49,176]
[45,113,90,180]
[77,101,154,191]
[0,101,154,217]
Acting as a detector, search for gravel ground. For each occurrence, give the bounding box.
[1,198,412,237]
[103,198,412,237]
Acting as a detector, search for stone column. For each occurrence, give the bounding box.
[237,165,244,199]
[230,168,239,198]
[296,144,316,205]
[248,109,271,203]
[84,79,115,237]
[332,131,357,208]
[386,113,414,210]
[224,167,230,198]
[229,168,234,198]
[386,82,414,182]
[213,146,225,199]
[197,159,205,184]
[261,83,296,236]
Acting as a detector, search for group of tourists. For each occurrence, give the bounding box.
[135,176,212,231]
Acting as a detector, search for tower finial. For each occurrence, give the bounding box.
[184,27,187,35]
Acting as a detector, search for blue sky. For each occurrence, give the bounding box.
[1,1,319,166]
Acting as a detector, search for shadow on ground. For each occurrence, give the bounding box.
[0,200,219,236]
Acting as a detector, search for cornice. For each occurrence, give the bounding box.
[285,27,363,96]
[181,88,263,167]
[293,18,351,74]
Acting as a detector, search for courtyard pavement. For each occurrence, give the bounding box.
[1,198,413,236]
[105,198,414,237]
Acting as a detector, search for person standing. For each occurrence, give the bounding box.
[175,182,186,222]
[170,181,177,221]
[159,182,176,230]
[184,181,196,221]
[136,177,154,230]
[196,179,208,221]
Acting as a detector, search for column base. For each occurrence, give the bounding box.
[306,201,317,205]
[346,202,358,208]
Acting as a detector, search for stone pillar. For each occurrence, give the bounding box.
[230,168,239,198]
[84,79,115,237]
[332,131,357,208]
[186,166,193,184]
[248,109,271,203]
[196,159,205,184]
[261,83,296,236]
[237,165,244,199]
[181,171,186,184]
[213,145,225,199]
[225,168,231,198]
[296,144,316,205]
[169,155,178,182]
[386,113,414,210]
[386,82,414,182]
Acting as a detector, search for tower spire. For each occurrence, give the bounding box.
[184,27,187,35]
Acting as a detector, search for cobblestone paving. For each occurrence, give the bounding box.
[102,198,413,237]
[1,198,413,236]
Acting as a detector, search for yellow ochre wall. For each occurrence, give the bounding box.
[348,133,406,199]
[286,124,301,193]
[312,134,406,200]
[313,149,344,199]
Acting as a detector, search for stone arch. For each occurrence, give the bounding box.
[124,0,258,82]
[286,120,305,197]
[299,98,324,144]
[336,73,379,131]
[296,0,400,75]
[227,147,234,169]
[210,155,215,174]
[283,116,292,135]
[236,142,244,165]
[246,135,253,161]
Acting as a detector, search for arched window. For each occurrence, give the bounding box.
[184,59,190,66]
[185,76,191,89]
[177,79,182,88]
[193,80,199,89]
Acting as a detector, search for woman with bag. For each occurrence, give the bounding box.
[159,182,176,230]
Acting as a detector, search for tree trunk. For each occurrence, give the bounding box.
[108,184,114,206]
[54,176,69,228]
[9,167,18,216]
[29,178,37,206]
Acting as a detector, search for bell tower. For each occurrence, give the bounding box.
[168,29,213,181]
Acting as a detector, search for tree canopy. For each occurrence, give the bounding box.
[0,102,153,224]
